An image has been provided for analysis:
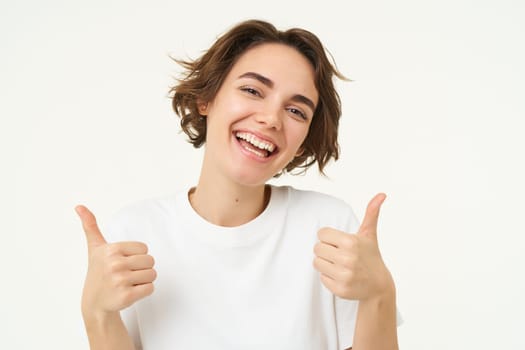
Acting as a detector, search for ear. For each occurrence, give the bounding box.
[197,100,208,116]
[295,147,305,157]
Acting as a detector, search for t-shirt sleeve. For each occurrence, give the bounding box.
[120,306,142,349]
[335,296,358,350]
[102,213,143,349]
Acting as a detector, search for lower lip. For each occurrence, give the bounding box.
[233,134,276,163]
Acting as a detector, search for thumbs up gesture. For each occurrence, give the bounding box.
[313,194,394,301]
[76,205,157,317]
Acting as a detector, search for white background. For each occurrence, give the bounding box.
[2,0,524,349]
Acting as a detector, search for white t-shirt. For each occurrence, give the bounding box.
[103,185,364,350]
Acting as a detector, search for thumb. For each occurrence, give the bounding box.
[358,193,387,238]
[75,205,107,253]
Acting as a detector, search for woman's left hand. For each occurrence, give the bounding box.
[313,193,395,301]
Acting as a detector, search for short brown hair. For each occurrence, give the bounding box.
[170,19,347,175]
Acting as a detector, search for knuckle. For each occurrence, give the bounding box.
[107,259,124,273]
[138,242,148,254]
[121,288,136,306]
[339,255,356,268]
[312,258,318,269]
[340,235,356,250]
[312,257,321,270]
[111,273,129,288]
[313,243,322,255]
[148,255,155,267]
[105,244,122,256]
[133,283,154,301]
[144,283,155,296]
[150,269,158,281]
[317,227,330,239]
[85,222,98,233]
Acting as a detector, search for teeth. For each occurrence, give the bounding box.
[244,145,265,157]
[235,132,276,153]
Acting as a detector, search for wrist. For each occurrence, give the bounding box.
[82,307,121,330]
[364,271,396,303]
[360,287,396,310]
[81,307,134,350]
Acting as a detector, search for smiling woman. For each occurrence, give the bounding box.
[76,19,400,350]
[195,43,318,188]
[171,19,345,176]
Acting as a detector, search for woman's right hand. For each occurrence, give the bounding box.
[76,205,157,318]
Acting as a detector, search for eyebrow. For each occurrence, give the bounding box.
[238,71,316,113]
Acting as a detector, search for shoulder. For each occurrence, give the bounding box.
[273,185,360,232]
[112,195,176,224]
[101,192,182,242]
[277,185,352,213]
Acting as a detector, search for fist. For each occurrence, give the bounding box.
[76,205,157,315]
[313,193,394,301]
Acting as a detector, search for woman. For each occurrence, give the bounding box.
[77,19,400,350]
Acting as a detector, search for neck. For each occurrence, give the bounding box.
[189,174,270,227]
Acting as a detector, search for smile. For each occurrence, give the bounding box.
[234,131,278,158]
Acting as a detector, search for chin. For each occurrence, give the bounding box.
[228,165,276,188]
[233,173,271,188]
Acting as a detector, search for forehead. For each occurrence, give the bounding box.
[227,43,318,102]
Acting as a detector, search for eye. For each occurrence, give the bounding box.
[287,107,307,120]
[240,86,262,97]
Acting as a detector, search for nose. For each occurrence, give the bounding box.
[255,106,283,130]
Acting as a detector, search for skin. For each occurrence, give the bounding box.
[77,43,398,349]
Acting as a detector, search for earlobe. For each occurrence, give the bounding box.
[296,147,305,157]
[198,101,208,116]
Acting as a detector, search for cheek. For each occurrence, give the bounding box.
[206,104,256,148]
[287,123,311,149]
[230,105,253,123]
[210,93,254,120]
[206,104,243,136]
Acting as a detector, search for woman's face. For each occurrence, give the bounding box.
[201,43,319,187]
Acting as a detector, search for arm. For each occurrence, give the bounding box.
[314,194,399,350]
[351,279,398,350]
[82,311,136,350]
